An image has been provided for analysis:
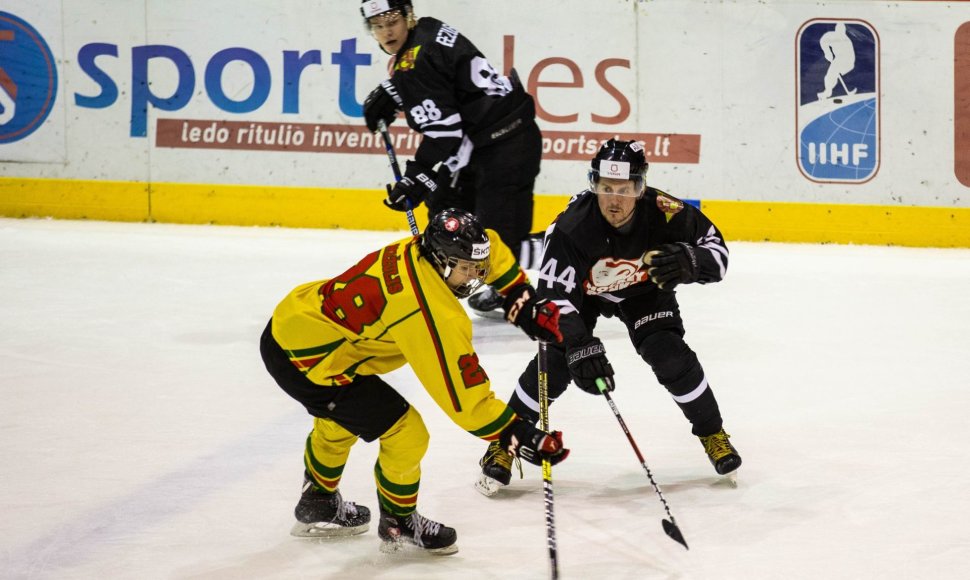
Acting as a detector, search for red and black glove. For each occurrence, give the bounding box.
[502,284,563,343]
[500,419,569,466]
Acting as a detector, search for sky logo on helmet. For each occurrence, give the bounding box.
[601,160,631,180]
[0,11,57,144]
[796,19,880,183]
[470,243,489,260]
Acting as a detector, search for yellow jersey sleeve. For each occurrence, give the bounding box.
[390,241,518,440]
[483,228,529,296]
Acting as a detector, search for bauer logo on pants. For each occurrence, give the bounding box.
[796,19,880,183]
[0,11,57,144]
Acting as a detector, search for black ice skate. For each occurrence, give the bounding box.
[474,440,521,497]
[290,474,370,538]
[699,429,742,483]
[378,508,458,555]
[467,286,504,319]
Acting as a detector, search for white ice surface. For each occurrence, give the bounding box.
[2,217,969,579]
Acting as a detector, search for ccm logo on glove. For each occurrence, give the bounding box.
[502,284,563,343]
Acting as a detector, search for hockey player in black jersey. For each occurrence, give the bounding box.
[477,139,742,496]
[359,0,543,315]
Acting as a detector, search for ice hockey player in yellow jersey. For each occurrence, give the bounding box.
[259,208,568,554]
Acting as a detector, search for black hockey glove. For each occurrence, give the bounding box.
[363,80,403,133]
[500,419,569,467]
[643,242,699,291]
[384,162,438,212]
[502,284,563,343]
[566,337,615,395]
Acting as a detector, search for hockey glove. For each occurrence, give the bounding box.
[363,80,403,133]
[384,162,438,212]
[643,242,699,291]
[502,284,563,343]
[566,337,615,395]
[500,419,569,467]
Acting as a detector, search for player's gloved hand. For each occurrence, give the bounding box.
[502,284,563,343]
[363,80,403,133]
[642,242,699,291]
[566,337,615,394]
[500,419,569,466]
[383,162,438,212]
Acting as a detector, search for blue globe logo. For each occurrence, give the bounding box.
[799,98,878,181]
[0,11,58,144]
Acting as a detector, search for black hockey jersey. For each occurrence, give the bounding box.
[535,187,729,345]
[386,17,535,175]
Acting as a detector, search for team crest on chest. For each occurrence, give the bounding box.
[395,46,422,72]
[583,258,649,295]
[656,194,684,223]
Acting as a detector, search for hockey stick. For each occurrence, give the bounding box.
[595,378,689,550]
[837,73,857,96]
[539,341,560,579]
[376,120,419,236]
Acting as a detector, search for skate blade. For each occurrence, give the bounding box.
[379,538,459,556]
[723,469,739,487]
[474,474,505,497]
[290,521,369,538]
[470,308,506,320]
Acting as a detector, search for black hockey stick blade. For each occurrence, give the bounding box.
[662,519,689,550]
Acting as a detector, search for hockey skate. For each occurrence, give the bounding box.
[474,440,520,497]
[378,508,458,555]
[699,429,742,485]
[290,475,371,538]
[467,286,504,319]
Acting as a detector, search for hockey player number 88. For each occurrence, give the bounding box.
[410,100,442,124]
[469,56,512,97]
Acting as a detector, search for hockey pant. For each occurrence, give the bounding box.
[426,119,542,268]
[261,321,427,516]
[508,292,724,437]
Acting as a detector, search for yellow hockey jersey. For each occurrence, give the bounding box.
[271,229,529,441]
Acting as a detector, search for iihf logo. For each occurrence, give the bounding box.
[0,11,58,144]
[796,20,880,183]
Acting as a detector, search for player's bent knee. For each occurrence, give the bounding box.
[636,330,697,378]
[378,406,430,459]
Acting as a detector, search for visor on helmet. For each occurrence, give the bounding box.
[441,255,490,298]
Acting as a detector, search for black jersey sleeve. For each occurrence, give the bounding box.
[650,188,729,285]
[394,21,465,171]
[681,207,729,284]
[534,206,594,346]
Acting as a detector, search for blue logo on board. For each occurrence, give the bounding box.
[797,20,879,182]
[0,11,58,144]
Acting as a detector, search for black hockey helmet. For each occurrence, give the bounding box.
[420,208,491,298]
[588,139,649,196]
[360,0,413,22]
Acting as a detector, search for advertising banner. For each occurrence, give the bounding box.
[0,2,64,162]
